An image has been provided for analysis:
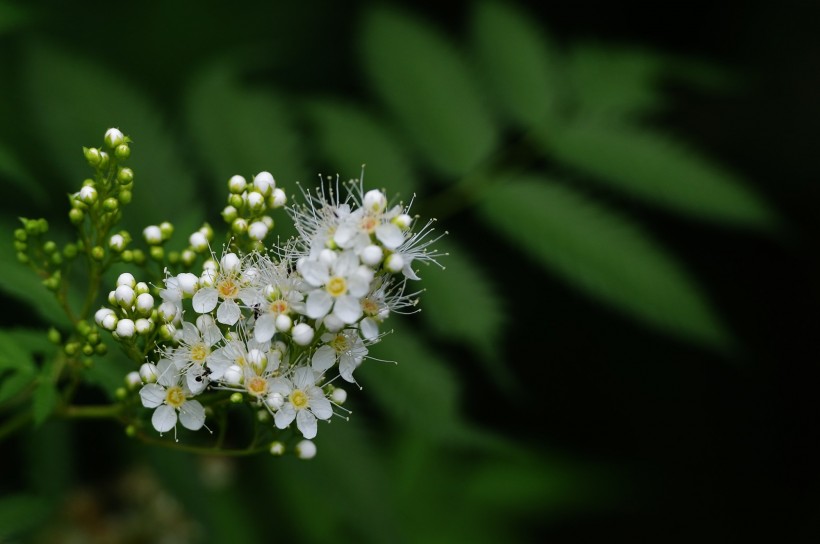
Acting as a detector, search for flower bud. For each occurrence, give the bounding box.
[265,392,285,411]
[78,185,98,205]
[295,439,317,460]
[115,285,136,308]
[224,365,244,386]
[125,371,142,390]
[139,362,159,383]
[360,244,383,266]
[291,323,314,346]
[135,318,153,335]
[117,273,136,288]
[248,349,267,374]
[231,217,248,235]
[228,175,247,193]
[143,225,162,244]
[84,147,101,166]
[189,231,208,252]
[322,314,344,333]
[269,188,287,208]
[363,189,387,213]
[221,205,238,223]
[253,171,275,196]
[135,281,149,295]
[384,253,404,273]
[117,167,134,184]
[246,191,266,213]
[330,387,347,404]
[149,246,164,261]
[95,308,115,327]
[275,313,292,333]
[109,234,126,252]
[104,128,125,148]
[159,221,173,239]
[118,190,132,205]
[69,208,84,224]
[248,221,268,241]
[269,441,285,455]
[102,197,119,212]
[91,246,105,261]
[114,144,130,160]
[115,318,135,338]
[135,293,154,315]
[158,301,179,322]
[220,252,241,274]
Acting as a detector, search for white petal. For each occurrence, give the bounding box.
[310,396,333,420]
[333,223,357,248]
[347,274,371,298]
[360,318,379,340]
[334,295,363,324]
[192,288,218,314]
[275,405,296,429]
[375,223,404,249]
[293,366,316,389]
[333,250,359,276]
[306,290,333,319]
[152,405,177,433]
[312,345,336,373]
[340,355,360,383]
[254,313,277,343]
[156,359,179,387]
[217,299,240,325]
[139,384,166,408]
[296,410,318,439]
[402,261,421,280]
[269,378,292,397]
[179,400,205,430]
[300,260,329,287]
[186,367,207,395]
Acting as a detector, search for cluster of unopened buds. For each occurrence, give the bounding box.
[69,129,447,457]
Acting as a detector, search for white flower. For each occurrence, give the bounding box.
[298,249,373,324]
[192,251,256,325]
[311,329,368,382]
[269,367,333,439]
[139,359,206,435]
[165,319,222,394]
[291,323,315,346]
[143,225,163,244]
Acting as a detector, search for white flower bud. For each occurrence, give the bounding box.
[246,191,266,213]
[101,313,118,331]
[220,252,241,274]
[385,253,405,273]
[125,371,142,389]
[104,128,125,148]
[248,349,267,374]
[261,215,274,229]
[143,225,163,244]
[224,364,244,386]
[330,387,347,404]
[115,285,136,308]
[117,272,136,288]
[135,282,150,295]
[115,318,135,338]
[135,318,153,335]
[108,290,117,305]
[95,307,115,327]
[393,213,413,230]
[139,362,159,383]
[78,185,98,205]
[248,221,269,241]
[269,441,285,455]
[269,188,287,208]
[265,392,284,411]
[135,293,154,315]
[322,314,344,333]
[189,231,208,252]
[108,234,126,252]
[253,171,275,196]
[200,268,216,288]
[203,259,218,271]
[360,244,383,266]
[291,323,314,346]
[295,439,317,460]
[158,301,179,322]
[363,189,387,213]
[177,272,199,295]
[275,313,292,332]
[228,175,247,193]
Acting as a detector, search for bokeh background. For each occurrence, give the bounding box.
[1,0,819,542]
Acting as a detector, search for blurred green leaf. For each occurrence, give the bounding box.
[360,7,497,178]
[0,1,31,36]
[478,176,729,347]
[32,379,58,426]
[471,0,562,128]
[541,122,777,229]
[0,366,35,404]
[303,98,420,199]
[185,62,306,193]
[26,420,73,500]
[0,143,46,205]
[22,41,202,232]
[567,43,666,120]
[420,238,513,391]
[82,334,132,398]
[0,494,50,539]
[0,329,35,371]
[365,327,463,440]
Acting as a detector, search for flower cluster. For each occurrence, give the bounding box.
[99,173,444,453]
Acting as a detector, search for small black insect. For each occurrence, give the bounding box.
[194,365,213,383]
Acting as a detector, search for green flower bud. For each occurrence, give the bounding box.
[13,228,26,242]
[69,208,84,225]
[84,147,101,166]
[82,344,94,356]
[76,320,91,336]
[118,190,132,205]
[95,343,108,356]
[199,223,214,241]
[167,251,180,264]
[149,246,164,261]
[37,219,48,233]
[103,197,119,212]
[63,244,78,258]
[47,328,61,344]
[231,217,248,235]
[132,249,146,265]
[221,205,238,223]
[98,151,110,169]
[117,167,134,184]
[83,358,94,368]
[125,425,137,437]
[228,193,244,208]
[16,252,28,264]
[64,342,79,356]
[91,246,105,261]
[230,392,243,404]
[43,240,57,254]
[87,332,100,345]
[181,249,196,267]
[104,128,125,148]
[13,241,26,252]
[50,253,63,266]
[115,387,127,400]
[159,221,174,239]
[121,249,134,262]
[114,144,130,160]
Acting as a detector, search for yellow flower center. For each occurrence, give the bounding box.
[326,276,347,297]
[165,386,185,409]
[269,299,288,315]
[330,333,349,353]
[360,215,378,234]
[191,343,209,363]
[290,389,309,410]
[217,277,239,299]
[247,376,268,397]
[361,297,379,317]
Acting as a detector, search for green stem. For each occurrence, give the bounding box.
[61,403,122,419]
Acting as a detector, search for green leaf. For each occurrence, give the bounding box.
[420,238,514,390]
[22,40,202,233]
[541,122,777,229]
[0,366,35,404]
[567,42,666,120]
[0,143,46,205]
[185,62,306,194]
[360,7,497,178]
[478,176,730,348]
[303,98,420,199]
[470,1,562,128]
[0,494,50,539]
[32,379,58,426]
[0,218,70,327]
[365,327,463,439]
[0,329,36,371]
[0,1,32,36]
